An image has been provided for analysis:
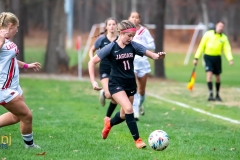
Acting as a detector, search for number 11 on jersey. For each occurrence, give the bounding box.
[123,60,130,70]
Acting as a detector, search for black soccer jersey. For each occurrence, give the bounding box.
[97,41,146,89]
[94,35,117,65]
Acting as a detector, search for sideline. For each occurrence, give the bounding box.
[20,74,240,124]
[147,92,240,124]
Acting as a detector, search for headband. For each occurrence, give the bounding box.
[121,28,137,33]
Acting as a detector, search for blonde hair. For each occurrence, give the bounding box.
[117,20,136,33]
[0,12,19,29]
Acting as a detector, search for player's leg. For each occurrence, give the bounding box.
[102,91,125,139]
[133,93,140,120]
[0,112,20,127]
[2,95,39,148]
[99,78,108,106]
[133,72,140,120]
[101,78,118,117]
[137,73,148,115]
[112,91,146,148]
[135,58,151,116]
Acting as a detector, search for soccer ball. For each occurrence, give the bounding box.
[148,130,169,151]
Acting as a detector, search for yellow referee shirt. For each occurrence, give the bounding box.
[194,30,233,61]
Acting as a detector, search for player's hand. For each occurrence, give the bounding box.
[193,59,198,65]
[28,62,41,71]
[92,81,102,91]
[229,60,234,66]
[157,52,166,59]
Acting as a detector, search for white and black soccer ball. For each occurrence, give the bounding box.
[148,130,169,151]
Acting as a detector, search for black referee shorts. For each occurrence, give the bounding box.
[204,54,222,75]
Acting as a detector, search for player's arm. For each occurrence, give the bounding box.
[89,45,97,59]
[89,36,103,59]
[143,29,156,50]
[132,41,165,60]
[88,42,114,90]
[17,60,41,71]
[88,55,102,90]
[145,50,165,60]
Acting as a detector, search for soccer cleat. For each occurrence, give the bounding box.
[215,95,222,101]
[135,138,146,149]
[139,105,145,115]
[102,117,111,139]
[99,89,106,106]
[208,95,215,101]
[25,144,41,149]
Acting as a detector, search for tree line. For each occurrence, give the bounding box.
[0,0,239,78]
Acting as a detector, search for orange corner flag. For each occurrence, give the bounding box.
[187,65,196,91]
[187,72,196,90]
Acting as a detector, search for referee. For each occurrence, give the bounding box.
[193,21,234,101]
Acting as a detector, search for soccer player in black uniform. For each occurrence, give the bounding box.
[88,20,166,149]
[89,17,119,119]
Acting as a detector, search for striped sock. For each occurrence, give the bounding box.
[22,132,34,146]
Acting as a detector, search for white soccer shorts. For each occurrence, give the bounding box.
[134,56,151,78]
[0,85,22,105]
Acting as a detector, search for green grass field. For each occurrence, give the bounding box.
[0,48,239,159]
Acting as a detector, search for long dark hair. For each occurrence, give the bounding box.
[93,17,118,38]
[128,11,146,28]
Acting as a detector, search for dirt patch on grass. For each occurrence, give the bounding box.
[146,77,240,108]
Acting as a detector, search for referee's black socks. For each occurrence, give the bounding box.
[207,82,213,96]
[216,82,221,97]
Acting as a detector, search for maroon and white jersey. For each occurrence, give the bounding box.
[0,38,19,90]
[133,25,155,72]
[133,26,155,57]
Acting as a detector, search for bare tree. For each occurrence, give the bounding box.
[201,0,209,27]
[131,0,137,11]
[3,0,26,63]
[44,0,69,73]
[111,0,116,18]
[0,0,6,12]
[154,0,166,78]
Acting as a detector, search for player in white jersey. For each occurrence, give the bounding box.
[128,12,156,120]
[0,12,41,148]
